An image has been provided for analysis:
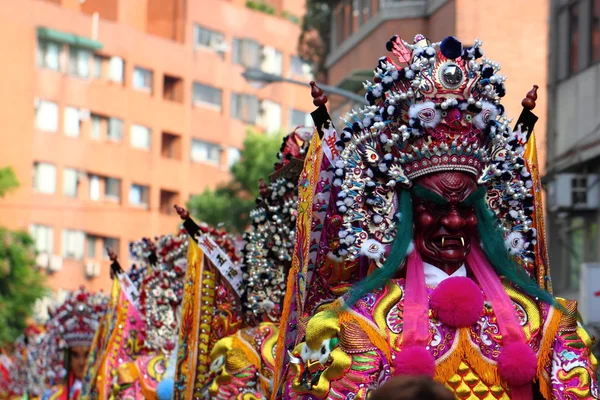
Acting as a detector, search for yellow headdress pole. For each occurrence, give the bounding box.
[271,84,333,398]
[515,85,552,292]
[80,258,122,400]
[172,210,211,400]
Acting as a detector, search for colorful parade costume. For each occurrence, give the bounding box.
[171,127,313,400]
[41,287,107,400]
[276,34,599,400]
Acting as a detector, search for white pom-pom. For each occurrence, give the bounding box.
[360,239,385,259]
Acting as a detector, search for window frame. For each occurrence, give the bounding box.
[133,66,153,93]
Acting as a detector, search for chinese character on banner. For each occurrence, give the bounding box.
[321,124,339,164]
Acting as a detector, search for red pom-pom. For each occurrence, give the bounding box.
[393,346,435,377]
[430,277,484,328]
[497,342,537,386]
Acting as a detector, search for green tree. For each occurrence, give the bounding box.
[0,167,19,198]
[0,167,47,345]
[187,131,283,233]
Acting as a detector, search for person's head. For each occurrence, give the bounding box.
[69,345,90,380]
[369,376,455,400]
[412,171,479,271]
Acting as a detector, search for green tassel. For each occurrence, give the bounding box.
[473,197,565,312]
[342,190,413,309]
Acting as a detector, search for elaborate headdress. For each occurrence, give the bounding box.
[333,34,537,266]
[40,287,107,386]
[130,229,188,354]
[48,286,107,349]
[241,127,313,322]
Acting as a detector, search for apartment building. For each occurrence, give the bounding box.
[325,0,549,168]
[0,0,314,292]
[546,0,600,320]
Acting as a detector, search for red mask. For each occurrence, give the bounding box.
[412,172,479,274]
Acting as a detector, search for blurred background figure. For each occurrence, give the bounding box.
[370,376,455,400]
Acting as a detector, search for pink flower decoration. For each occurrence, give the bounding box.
[497,341,537,386]
[430,277,483,328]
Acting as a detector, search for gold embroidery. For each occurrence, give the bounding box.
[444,361,509,400]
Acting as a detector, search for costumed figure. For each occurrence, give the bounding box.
[171,127,313,400]
[5,324,47,400]
[41,287,107,400]
[275,34,599,400]
[80,231,190,400]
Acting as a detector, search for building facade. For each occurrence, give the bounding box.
[546,0,600,310]
[325,0,549,164]
[0,0,314,292]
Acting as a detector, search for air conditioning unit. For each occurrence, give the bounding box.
[85,260,100,278]
[48,255,63,272]
[580,263,600,325]
[212,40,229,54]
[77,171,87,181]
[35,253,49,269]
[547,173,600,212]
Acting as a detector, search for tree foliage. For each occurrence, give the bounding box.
[187,131,283,233]
[0,168,47,345]
[0,167,19,198]
[298,0,333,80]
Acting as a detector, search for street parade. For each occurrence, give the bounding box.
[0,30,598,400]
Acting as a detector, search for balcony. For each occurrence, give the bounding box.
[330,0,451,63]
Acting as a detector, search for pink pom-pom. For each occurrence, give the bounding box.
[497,342,538,386]
[393,346,435,377]
[430,277,484,328]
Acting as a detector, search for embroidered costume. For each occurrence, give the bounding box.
[275,34,599,400]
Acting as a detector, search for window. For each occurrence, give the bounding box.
[103,237,119,260]
[105,178,121,201]
[89,175,101,201]
[193,83,222,109]
[37,39,62,71]
[133,67,153,92]
[230,93,259,124]
[571,176,588,206]
[86,235,98,258]
[194,24,226,52]
[33,162,56,194]
[108,117,124,141]
[261,46,283,75]
[91,114,102,140]
[62,229,85,259]
[163,75,183,102]
[569,2,580,74]
[290,56,313,79]
[289,109,313,129]
[63,168,79,198]
[227,147,241,169]
[68,47,91,78]
[130,124,151,150]
[159,189,179,214]
[358,0,372,25]
[161,132,182,159]
[30,224,54,254]
[93,55,104,78]
[35,100,59,132]
[108,57,124,83]
[593,0,600,64]
[191,139,220,164]
[129,184,150,207]
[64,107,81,137]
[258,100,282,133]
[232,38,262,68]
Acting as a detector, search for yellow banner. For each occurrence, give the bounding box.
[174,239,206,400]
[525,132,552,292]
